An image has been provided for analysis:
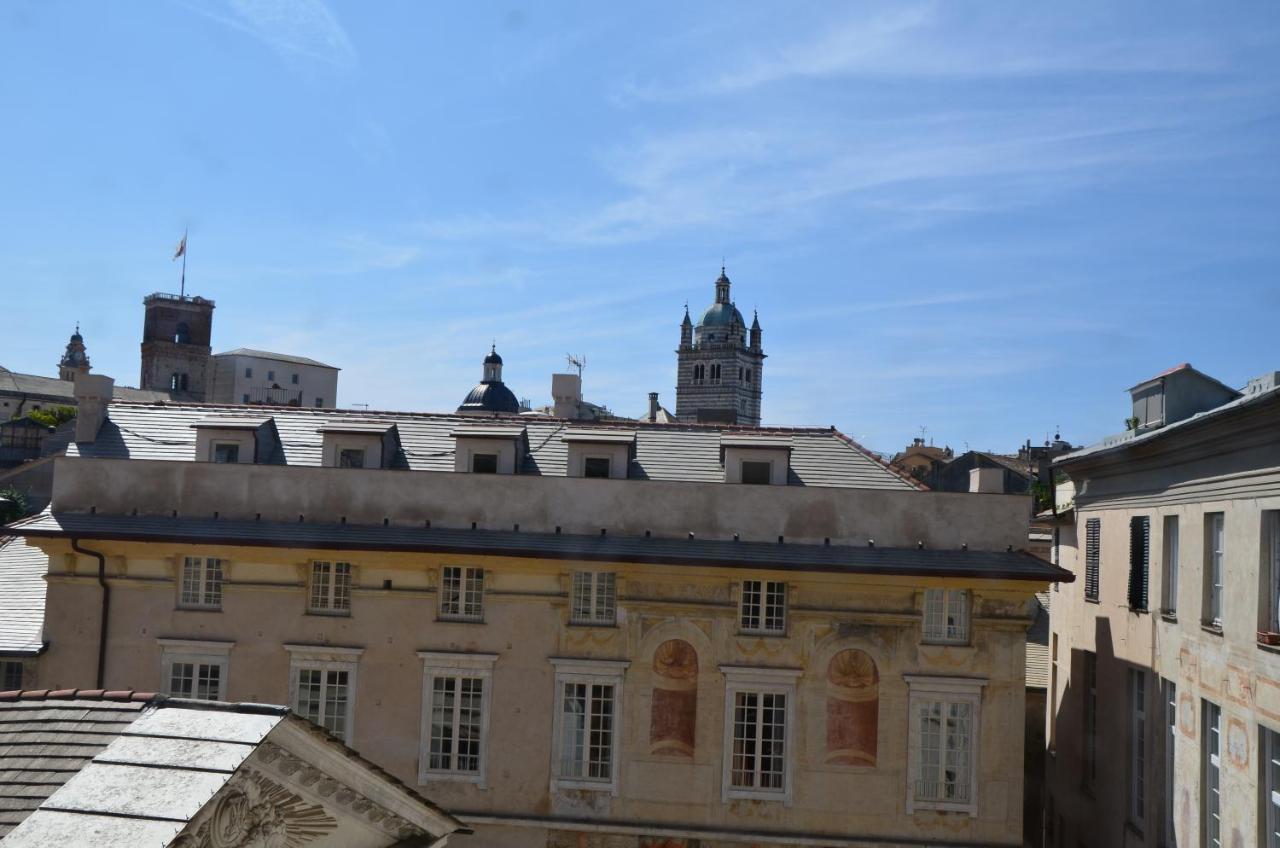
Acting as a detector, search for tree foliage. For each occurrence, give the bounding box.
[26,405,76,429]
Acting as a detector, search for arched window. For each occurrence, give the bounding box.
[649,639,697,757]
[174,322,190,344]
[825,649,879,766]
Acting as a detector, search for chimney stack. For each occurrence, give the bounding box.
[73,373,114,443]
[648,392,660,422]
[551,373,582,419]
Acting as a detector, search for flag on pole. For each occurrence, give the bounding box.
[173,232,187,261]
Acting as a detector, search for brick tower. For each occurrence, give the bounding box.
[139,293,215,399]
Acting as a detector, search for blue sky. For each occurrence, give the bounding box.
[2,2,1277,455]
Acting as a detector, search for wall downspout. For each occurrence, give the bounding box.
[70,538,108,689]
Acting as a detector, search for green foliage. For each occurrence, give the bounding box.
[0,486,28,525]
[1124,416,1140,431]
[1031,479,1053,513]
[26,405,76,429]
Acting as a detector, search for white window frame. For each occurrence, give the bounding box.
[178,555,224,610]
[739,580,787,635]
[338,447,366,469]
[1267,511,1280,634]
[922,588,970,645]
[309,560,353,615]
[904,674,986,816]
[1205,513,1224,628]
[1162,515,1180,615]
[570,571,616,625]
[549,657,629,794]
[1130,668,1147,829]
[1202,699,1221,848]
[417,652,497,787]
[158,638,233,702]
[1263,724,1280,848]
[439,566,485,622]
[720,665,800,803]
[285,644,362,745]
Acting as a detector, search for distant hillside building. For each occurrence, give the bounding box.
[209,348,339,408]
[675,268,765,426]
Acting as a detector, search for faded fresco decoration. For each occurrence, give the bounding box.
[649,639,698,757]
[825,648,879,766]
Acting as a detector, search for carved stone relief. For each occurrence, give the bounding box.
[173,766,336,848]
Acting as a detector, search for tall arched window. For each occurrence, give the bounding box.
[825,649,879,766]
[649,639,697,757]
[174,322,190,344]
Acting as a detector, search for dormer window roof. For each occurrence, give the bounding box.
[189,416,278,464]
[317,420,401,469]
[561,429,636,445]
[720,433,792,485]
[451,424,526,474]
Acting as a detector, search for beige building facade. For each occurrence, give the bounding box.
[1044,368,1280,848]
[8,397,1068,847]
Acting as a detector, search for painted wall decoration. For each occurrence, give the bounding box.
[825,648,879,766]
[649,639,698,757]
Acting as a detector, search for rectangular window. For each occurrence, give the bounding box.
[267,370,275,381]
[583,457,611,479]
[1130,668,1147,829]
[1129,516,1151,611]
[1205,513,1224,628]
[471,453,498,474]
[739,580,786,634]
[1049,633,1059,754]
[440,566,484,621]
[915,698,975,805]
[1263,725,1280,848]
[731,690,787,791]
[242,394,250,404]
[923,588,970,644]
[211,443,240,464]
[314,398,323,407]
[309,561,352,614]
[291,373,299,385]
[1160,678,1177,848]
[1162,516,1180,615]
[1265,512,1280,635]
[740,460,772,485]
[169,661,223,700]
[179,556,223,609]
[338,448,365,469]
[1,661,22,690]
[1084,651,1098,791]
[550,658,628,791]
[570,572,616,625]
[296,667,351,741]
[428,676,484,773]
[1085,518,1101,601]
[1203,699,1221,848]
[244,367,252,378]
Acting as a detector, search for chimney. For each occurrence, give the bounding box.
[648,392,660,422]
[969,466,1004,494]
[74,373,114,443]
[551,373,582,419]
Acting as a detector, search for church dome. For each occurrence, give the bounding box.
[483,348,503,366]
[698,301,745,328]
[458,381,520,414]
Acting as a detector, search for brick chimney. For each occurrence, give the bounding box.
[648,392,660,422]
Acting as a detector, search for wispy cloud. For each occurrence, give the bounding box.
[178,0,356,69]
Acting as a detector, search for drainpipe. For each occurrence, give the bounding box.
[70,539,109,689]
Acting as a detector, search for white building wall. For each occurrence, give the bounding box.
[209,354,338,408]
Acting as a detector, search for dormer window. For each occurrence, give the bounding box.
[561,430,634,480]
[471,453,498,474]
[451,425,526,475]
[721,434,791,485]
[740,460,771,485]
[318,421,399,470]
[212,443,240,464]
[338,448,366,469]
[191,416,277,465]
[584,457,610,478]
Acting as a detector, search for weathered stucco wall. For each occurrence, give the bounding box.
[48,456,1031,551]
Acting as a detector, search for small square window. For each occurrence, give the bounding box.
[740,580,786,634]
[471,453,498,474]
[211,443,240,464]
[291,373,299,385]
[570,572,616,624]
[244,367,252,378]
[180,556,223,609]
[242,394,250,404]
[338,448,365,469]
[922,589,969,644]
[440,566,485,621]
[741,461,772,485]
[310,561,353,614]
[584,457,611,478]
[1,660,22,690]
[315,398,324,407]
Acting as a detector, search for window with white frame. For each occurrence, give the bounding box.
[923,588,970,644]
[158,639,233,702]
[179,556,224,609]
[439,566,484,621]
[1161,515,1179,615]
[551,658,628,792]
[418,652,497,786]
[739,580,786,635]
[905,674,986,815]
[570,572,616,625]
[1203,699,1221,848]
[1159,678,1177,848]
[1205,513,1224,629]
[1263,724,1280,848]
[1129,668,1147,829]
[1265,511,1280,635]
[338,447,365,469]
[286,644,362,744]
[721,666,800,801]
[309,561,352,614]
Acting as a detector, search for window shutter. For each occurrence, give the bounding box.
[1085,519,1101,601]
[1128,517,1150,610]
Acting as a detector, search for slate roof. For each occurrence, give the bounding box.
[213,348,339,370]
[0,537,47,656]
[73,401,922,490]
[1026,590,1050,689]
[0,367,171,405]
[0,689,464,844]
[9,510,1072,582]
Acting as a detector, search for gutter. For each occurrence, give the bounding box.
[70,538,109,688]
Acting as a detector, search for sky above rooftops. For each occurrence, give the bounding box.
[1,1,1277,455]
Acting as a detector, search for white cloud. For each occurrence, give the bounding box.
[179,0,357,69]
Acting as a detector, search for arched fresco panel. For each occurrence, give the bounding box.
[649,639,698,757]
[825,648,879,766]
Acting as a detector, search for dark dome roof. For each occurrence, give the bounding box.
[483,348,503,365]
[457,381,520,414]
[698,302,745,328]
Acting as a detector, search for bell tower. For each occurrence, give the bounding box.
[674,268,765,426]
[140,293,215,399]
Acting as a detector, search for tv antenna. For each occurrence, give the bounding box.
[566,354,586,378]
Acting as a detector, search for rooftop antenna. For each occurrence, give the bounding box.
[351,403,369,411]
[566,354,586,379]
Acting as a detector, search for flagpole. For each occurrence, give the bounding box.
[180,228,187,297]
